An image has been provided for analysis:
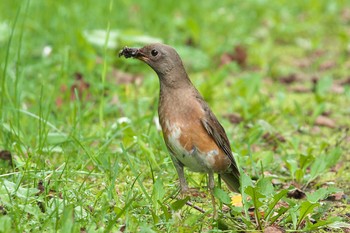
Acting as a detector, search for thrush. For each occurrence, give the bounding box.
[119,43,240,215]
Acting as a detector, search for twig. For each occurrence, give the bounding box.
[185,201,206,213]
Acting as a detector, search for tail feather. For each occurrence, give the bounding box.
[221,164,240,193]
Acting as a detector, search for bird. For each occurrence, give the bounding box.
[119,43,240,216]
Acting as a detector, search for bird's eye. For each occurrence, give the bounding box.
[151,49,158,56]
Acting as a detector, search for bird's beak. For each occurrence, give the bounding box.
[119,47,148,62]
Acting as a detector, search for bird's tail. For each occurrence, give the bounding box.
[221,164,240,193]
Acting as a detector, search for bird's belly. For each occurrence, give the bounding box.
[165,121,224,173]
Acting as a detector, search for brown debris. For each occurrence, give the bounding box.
[321,111,332,117]
[262,132,286,151]
[264,226,286,233]
[310,50,326,59]
[296,58,313,69]
[108,69,143,86]
[119,225,126,232]
[288,85,311,93]
[341,8,350,23]
[338,77,350,86]
[279,74,298,85]
[0,205,6,215]
[185,37,195,47]
[55,72,91,108]
[37,180,45,195]
[287,189,306,199]
[36,180,62,199]
[319,60,336,71]
[0,150,12,166]
[262,132,286,144]
[70,72,91,101]
[223,113,243,124]
[331,84,344,94]
[315,115,336,128]
[220,45,247,67]
[36,180,46,213]
[325,192,346,201]
[310,126,321,135]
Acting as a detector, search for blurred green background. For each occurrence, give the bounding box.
[0,0,349,232]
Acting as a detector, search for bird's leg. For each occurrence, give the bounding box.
[208,171,217,219]
[176,164,189,193]
[170,156,189,193]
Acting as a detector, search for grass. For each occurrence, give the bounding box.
[0,0,350,232]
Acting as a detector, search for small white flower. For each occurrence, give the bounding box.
[42,45,52,57]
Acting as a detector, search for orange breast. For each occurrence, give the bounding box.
[160,100,231,173]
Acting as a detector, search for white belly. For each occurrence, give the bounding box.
[166,121,218,172]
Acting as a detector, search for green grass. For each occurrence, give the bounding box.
[1,0,350,232]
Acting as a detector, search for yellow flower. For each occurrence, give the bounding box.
[231,194,243,207]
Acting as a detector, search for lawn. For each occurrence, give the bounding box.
[0,0,349,232]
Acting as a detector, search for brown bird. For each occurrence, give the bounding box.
[119,43,240,215]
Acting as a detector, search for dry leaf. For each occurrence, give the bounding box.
[326,192,345,201]
[220,45,247,67]
[223,113,243,124]
[0,150,12,165]
[279,74,298,85]
[315,115,336,128]
[109,68,143,86]
[262,132,286,144]
[70,72,91,101]
[288,85,311,93]
[331,84,344,94]
[264,226,286,233]
[319,60,336,71]
[287,189,306,199]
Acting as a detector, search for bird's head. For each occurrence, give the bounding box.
[119,43,185,77]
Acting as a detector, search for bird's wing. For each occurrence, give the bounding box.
[198,98,239,171]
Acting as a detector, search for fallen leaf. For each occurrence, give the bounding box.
[279,74,298,85]
[321,111,332,117]
[296,58,313,69]
[331,84,344,94]
[310,49,326,59]
[262,132,286,151]
[326,192,346,201]
[119,225,126,232]
[338,77,350,86]
[36,180,46,213]
[341,8,350,23]
[287,189,306,199]
[70,72,91,101]
[0,150,12,166]
[310,126,321,134]
[288,85,311,93]
[55,73,92,108]
[220,45,247,67]
[263,132,286,144]
[315,115,336,128]
[37,180,45,195]
[220,53,234,67]
[185,37,195,46]
[108,68,143,86]
[223,113,243,124]
[319,60,336,71]
[264,226,286,233]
